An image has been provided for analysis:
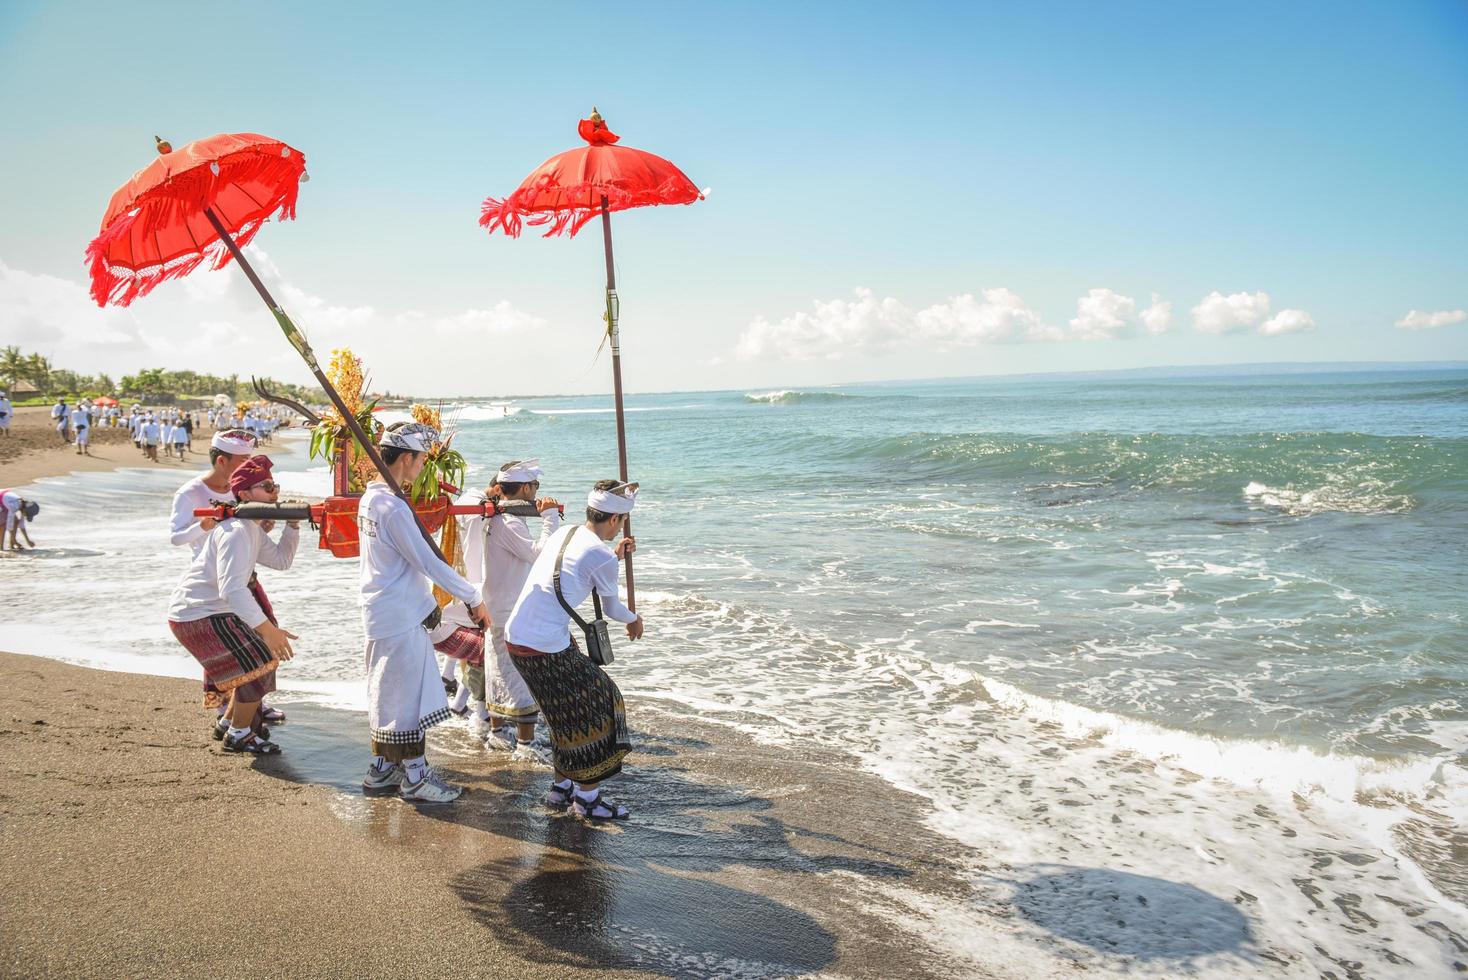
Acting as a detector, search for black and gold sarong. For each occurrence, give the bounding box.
[508,638,631,783]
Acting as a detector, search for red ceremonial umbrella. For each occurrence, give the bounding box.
[480,109,703,605]
[87,133,449,560]
[93,396,118,408]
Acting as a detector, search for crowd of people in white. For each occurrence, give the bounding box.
[42,396,290,462]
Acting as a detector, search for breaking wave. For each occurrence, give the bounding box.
[744,389,854,405]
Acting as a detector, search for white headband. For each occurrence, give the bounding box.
[587,484,637,515]
[496,459,542,483]
[211,431,255,454]
[381,422,438,453]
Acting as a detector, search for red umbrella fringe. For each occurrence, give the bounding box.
[86,149,303,308]
[479,174,701,239]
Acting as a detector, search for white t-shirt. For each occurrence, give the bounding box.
[170,474,231,556]
[505,524,637,653]
[356,482,478,640]
[467,505,562,625]
[168,520,298,626]
[0,398,12,424]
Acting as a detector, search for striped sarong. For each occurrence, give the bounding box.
[432,625,485,666]
[508,639,630,783]
[170,615,279,708]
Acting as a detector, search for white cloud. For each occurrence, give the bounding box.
[1069,288,1138,341]
[0,254,543,394]
[0,259,155,356]
[1395,309,1466,330]
[1139,293,1173,335]
[1192,290,1272,335]
[735,287,1060,360]
[917,288,1063,345]
[1259,309,1316,336]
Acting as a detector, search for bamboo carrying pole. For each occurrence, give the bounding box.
[201,207,451,565]
[599,195,636,611]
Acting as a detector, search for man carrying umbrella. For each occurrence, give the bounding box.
[359,422,489,804]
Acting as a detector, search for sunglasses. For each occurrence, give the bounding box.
[255,481,279,493]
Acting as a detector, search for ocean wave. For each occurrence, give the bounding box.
[1243,479,1414,516]
[455,404,523,421]
[744,389,854,405]
[782,429,1462,505]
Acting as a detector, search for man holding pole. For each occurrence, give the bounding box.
[359,421,489,804]
[505,480,643,821]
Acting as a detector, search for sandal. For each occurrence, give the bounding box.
[222,731,281,755]
[210,719,228,742]
[571,791,630,821]
[544,781,574,811]
[260,705,286,724]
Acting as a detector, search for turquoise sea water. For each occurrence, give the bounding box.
[4,365,1466,975]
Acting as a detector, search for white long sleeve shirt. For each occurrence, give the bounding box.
[505,524,637,653]
[475,506,562,625]
[169,475,230,556]
[168,520,299,627]
[357,482,478,640]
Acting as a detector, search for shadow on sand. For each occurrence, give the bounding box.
[267,707,917,977]
[266,704,1257,977]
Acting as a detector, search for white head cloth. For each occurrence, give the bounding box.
[496,458,542,483]
[381,422,439,453]
[211,430,255,454]
[587,483,637,515]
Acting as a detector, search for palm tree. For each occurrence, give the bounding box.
[0,346,23,387]
[23,353,51,391]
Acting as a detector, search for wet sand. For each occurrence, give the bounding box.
[0,406,299,487]
[0,651,994,978]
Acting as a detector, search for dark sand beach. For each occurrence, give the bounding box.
[0,651,991,979]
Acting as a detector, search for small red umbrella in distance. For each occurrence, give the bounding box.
[86,133,448,561]
[480,108,704,607]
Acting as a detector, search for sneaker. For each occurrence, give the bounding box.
[483,726,516,752]
[400,769,463,804]
[510,741,552,765]
[362,762,403,796]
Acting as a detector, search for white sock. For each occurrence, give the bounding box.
[472,700,489,721]
[403,755,429,784]
[553,777,573,791]
[215,716,229,730]
[226,725,250,740]
[440,657,457,682]
[372,755,392,771]
[573,784,600,802]
[452,685,470,712]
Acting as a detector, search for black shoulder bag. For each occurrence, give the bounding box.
[553,527,614,666]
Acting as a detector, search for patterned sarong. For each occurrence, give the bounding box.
[432,625,485,666]
[508,639,630,783]
[170,615,279,708]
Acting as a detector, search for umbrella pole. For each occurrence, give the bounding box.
[600,196,635,611]
[201,207,451,564]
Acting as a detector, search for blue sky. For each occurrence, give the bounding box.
[1,1,1465,396]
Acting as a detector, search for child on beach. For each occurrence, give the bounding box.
[166,455,299,754]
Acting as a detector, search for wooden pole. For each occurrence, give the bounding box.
[202,207,451,564]
[600,196,635,610]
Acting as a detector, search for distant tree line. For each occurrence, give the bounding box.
[1,345,323,405]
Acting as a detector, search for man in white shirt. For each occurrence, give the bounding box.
[51,398,68,444]
[505,480,643,821]
[358,422,489,804]
[463,459,561,756]
[70,403,90,456]
[1,489,39,551]
[167,455,299,754]
[141,415,160,462]
[0,390,12,436]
